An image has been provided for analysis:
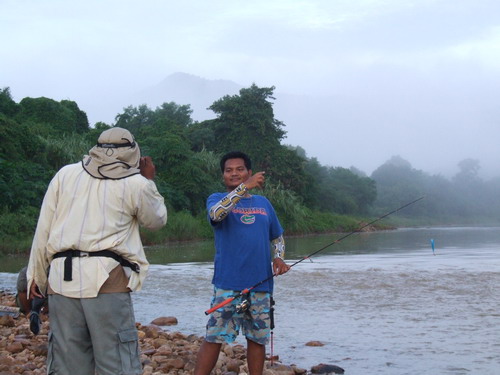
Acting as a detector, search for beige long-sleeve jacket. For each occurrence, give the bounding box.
[27,162,167,298]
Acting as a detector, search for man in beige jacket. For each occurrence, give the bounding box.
[27,127,167,375]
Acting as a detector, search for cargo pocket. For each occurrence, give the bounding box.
[47,331,55,374]
[117,328,142,374]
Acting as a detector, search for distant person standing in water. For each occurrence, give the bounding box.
[27,127,167,375]
[194,151,290,375]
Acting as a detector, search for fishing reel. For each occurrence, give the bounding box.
[235,296,250,313]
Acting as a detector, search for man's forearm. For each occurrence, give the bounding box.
[272,235,285,260]
[209,183,248,222]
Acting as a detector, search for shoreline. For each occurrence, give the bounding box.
[0,291,323,375]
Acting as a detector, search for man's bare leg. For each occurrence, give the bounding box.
[194,340,222,375]
[247,339,265,375]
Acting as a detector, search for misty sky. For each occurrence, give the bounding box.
[1,0,499,178]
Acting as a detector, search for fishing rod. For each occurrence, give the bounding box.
[205,195,425,315]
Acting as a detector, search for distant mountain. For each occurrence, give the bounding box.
[128,72,348,168]
[86,71,497,178]
[131,72,242,121]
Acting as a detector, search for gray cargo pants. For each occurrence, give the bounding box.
[47,292,141,375]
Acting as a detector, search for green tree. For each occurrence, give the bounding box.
[0,87,19,117]
[453,158,481,185]
[17,97,89,135]
[209,84,285,170]
[207,84,312,197]
[451,158,486,218]
[114,104,154,135]
[0,115,47,162]
[84,121,112,144]
[61,100,90,134]
[371,156,427,216]
[0,160,52,211]
[154,102,193,129]
[142,132,213,213]
[38,133,92,171]
[186,121,216,152]
[328,167,376,214]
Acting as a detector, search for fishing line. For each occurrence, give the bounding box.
[205,195,425,315]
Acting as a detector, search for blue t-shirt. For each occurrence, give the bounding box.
[207,193,284,293]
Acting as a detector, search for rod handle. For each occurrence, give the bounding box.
[205,296,235,315]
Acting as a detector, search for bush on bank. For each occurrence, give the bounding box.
[0,208,375,255]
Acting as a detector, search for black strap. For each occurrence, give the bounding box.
[97,141,135,148]
[53,250,140,281]
[270,296,275,330]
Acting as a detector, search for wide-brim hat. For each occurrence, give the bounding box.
[82,127,141,179]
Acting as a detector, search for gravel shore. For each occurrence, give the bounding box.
[0,291,312,375]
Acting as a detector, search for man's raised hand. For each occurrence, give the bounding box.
[244,171,265,190]
[140,156,156,180]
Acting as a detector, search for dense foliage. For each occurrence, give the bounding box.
[371,155,500,224]
[1,84,498,252]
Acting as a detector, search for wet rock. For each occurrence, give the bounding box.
[142,324,162,339]
[265,363,296,375]
[150,316,178,326]
[151,338,168,348]
[0,315,15,327]
[0,355,14,367]
[186,333,200,342]
[6,341,24,353]
[31,344,48,357]
[226,358,244,372]
[291,365,308,374]
[166,357,185,369]
[155,344,173,355]
[305,340,325,347]
[141,348,156,356]
[311,363,345,374]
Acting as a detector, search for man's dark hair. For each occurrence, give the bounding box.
[220,151,252,173]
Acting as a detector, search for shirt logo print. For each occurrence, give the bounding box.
[241,214,256,224]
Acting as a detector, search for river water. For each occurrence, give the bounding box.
[1,226,499,374]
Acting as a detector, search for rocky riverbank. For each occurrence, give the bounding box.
[0,291,344,375]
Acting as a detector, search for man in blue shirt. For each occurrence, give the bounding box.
[194,151,290,375]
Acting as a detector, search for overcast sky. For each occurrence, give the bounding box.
[1,0,499,178]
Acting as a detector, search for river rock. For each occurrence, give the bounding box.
[32,344,48,356]
[291,364,308,374]
[265,363,296,375]
[150,316,178,326]
[311,363,345,374]
[142,324,162,339]
[0,355,14,368]
[0,315,15,327]
[6,340,24,353]
[155,343,173,355]
[226,358,244,372]
[305,340,325,347]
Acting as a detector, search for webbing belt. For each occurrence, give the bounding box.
[52,250,140,281]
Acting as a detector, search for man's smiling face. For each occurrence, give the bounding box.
[223,158,252,191]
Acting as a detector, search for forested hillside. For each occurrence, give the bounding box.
[1,85,498,253]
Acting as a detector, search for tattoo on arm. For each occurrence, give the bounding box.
[272,235,285,260]
[209,183,248,222]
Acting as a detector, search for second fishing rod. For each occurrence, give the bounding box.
[205,195,425,315]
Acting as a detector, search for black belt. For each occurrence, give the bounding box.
[52,250,140,281]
